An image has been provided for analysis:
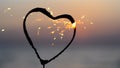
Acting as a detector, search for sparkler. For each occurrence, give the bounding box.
[23,7,76,68]
[35,11,93,47]
[0,6,93,68]
[0,9,93,67]
[35,16,77,47]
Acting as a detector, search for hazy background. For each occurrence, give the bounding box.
[0,0,120,68]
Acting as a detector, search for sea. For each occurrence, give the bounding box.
[0,44,120,68]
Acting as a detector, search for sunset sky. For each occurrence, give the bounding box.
[0,0,120,46]
[0,1,120,68]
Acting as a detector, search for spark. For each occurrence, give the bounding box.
[47,7,50,10]
[59,31,64,36]
[22,16,25,19]
[50,11,53,15]
[38,27,41,30]
[1,29,5,32]
[60,37,63,40]
[53,37,57,40]
[51,31,55,34]
[61,34,64,36]
[81,15,85,19]
[47,7,53,15]
[63,21,68,25]
[4,8,11,13]
[7,8,11,11]
[37,27,41,36]
[65,23,71,29]
[60,33,64,36]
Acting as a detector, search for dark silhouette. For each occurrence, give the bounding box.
[23,8,76,68]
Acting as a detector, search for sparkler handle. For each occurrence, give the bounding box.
[43,64,45,68]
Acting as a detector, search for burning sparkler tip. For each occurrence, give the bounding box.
[72,22,76,28]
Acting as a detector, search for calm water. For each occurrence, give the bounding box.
[0,45,120,68]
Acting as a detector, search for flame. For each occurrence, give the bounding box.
[71,22,76,28]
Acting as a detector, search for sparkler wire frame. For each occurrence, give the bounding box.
[23,8,76,68]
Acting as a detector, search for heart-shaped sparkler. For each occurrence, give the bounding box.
[23,8,76,68]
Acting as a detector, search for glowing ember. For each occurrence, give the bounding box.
[72,22,76,28]
[60,37,63,40]
[1,29,5,32]
[60,33,64,36]
[7,8,11,10]
[38,27,41,30]
[37,27,41,36]
[47,7,50,10]
[81,15,85,19]
[51,31,55,34]
[53,37,57,40]
[50,11,53,15]
[22,16,25,19]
